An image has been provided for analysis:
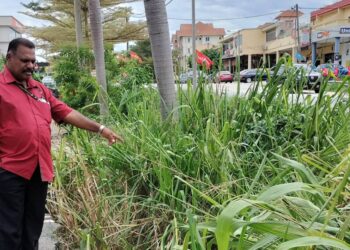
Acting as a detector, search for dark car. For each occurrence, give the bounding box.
[240,69,268,83]
[42,76,60,98]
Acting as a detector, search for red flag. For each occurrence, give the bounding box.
[196,50,213,69]
[130,51,142,63]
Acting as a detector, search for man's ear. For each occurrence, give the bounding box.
[6,52,11,61]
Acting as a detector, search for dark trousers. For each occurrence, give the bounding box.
[0,166,48,250]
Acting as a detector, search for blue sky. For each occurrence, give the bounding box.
[0,0,339,54]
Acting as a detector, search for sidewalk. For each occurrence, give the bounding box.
[39,214,59,250]
[39,122,64,249]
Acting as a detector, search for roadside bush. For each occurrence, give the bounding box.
[52,46,98,114]
[115,60,154,88]
[50,71,350,249]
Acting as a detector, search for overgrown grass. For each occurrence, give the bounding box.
[49,61,350,249]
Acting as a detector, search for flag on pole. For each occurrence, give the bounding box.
[196,50,213,69]
[130,51,142,63]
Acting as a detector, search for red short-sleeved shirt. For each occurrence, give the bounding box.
[0,66,73,182]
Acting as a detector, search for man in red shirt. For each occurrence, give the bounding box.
[0,38,123,250]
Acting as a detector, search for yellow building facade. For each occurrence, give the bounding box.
[221,10,306,72]
[311,0,350,66]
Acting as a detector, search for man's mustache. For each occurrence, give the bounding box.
[24,69,33,74]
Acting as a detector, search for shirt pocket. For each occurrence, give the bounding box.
[34,99,52,125]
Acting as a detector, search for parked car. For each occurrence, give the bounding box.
[179,70,209,84]
[239,68,268,83]
[179,73,189,84]
[270,63,322,92]
[215,71,233,83]
[42,75,60,98]
[295,64,322,92]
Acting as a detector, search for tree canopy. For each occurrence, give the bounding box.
[21,0,147,52]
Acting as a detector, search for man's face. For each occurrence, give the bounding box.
[6,45,36,83]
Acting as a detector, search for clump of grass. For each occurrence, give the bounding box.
[49,58,350,249]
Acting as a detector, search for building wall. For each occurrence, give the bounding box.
[311,5,350,66]
[241,29,265,54]
[312,7,350,28]
[265,36,296,54]
[0,16,24,56]
[179,35,223,70]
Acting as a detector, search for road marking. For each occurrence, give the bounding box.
[44,214,55,223]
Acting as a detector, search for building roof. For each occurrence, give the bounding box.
[257,22,275,29]
[0,16,25,33]
[311,0,350,21]
[174,22,225,37]
[275,10,303,19]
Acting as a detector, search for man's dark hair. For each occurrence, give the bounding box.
[7,38,35,55]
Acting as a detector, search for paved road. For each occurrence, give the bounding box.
[39,214,59,250]
[151,81,321,100]
[39,123,63,250]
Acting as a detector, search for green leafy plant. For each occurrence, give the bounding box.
[49,56,350,249]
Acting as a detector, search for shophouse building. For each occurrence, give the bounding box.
[221,28,265,72]
[221,10,305,72]
[311,0,350,66]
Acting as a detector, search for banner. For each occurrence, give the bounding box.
[196,50,213,69]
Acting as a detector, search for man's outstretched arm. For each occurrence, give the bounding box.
[62,110,123,145]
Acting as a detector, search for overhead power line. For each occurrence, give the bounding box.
[131,0,175,17]
[299,6,340,10]
[130,11,281,21]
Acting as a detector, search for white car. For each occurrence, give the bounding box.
[41,76,59,98]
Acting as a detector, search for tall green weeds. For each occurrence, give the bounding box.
[49,64,349,249]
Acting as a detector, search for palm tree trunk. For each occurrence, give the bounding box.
[144,0,177,120]
[74,0,83,47]
[88,0,108,116]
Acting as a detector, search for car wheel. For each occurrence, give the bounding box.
[315,84,320,93]
[246,78,252,83]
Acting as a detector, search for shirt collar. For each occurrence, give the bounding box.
[1,66,38,88]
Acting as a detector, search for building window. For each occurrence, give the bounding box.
[188,37,191,43]
[188,48,191,54]
[266,28,276,42]
[205,37,210,42]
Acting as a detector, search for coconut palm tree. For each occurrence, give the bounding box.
[74,0,83,47]
[144,0,177,120]
[88,0,108,116]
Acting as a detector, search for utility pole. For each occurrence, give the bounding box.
[294,3,301,62]
[192,0,197,88]
[126,16,129,51]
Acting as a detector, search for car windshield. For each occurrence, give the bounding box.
[220,71,231,75]
[42,76,57,88]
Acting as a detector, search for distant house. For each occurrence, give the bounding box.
[172,22,225,71]
[0,16,24,56]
